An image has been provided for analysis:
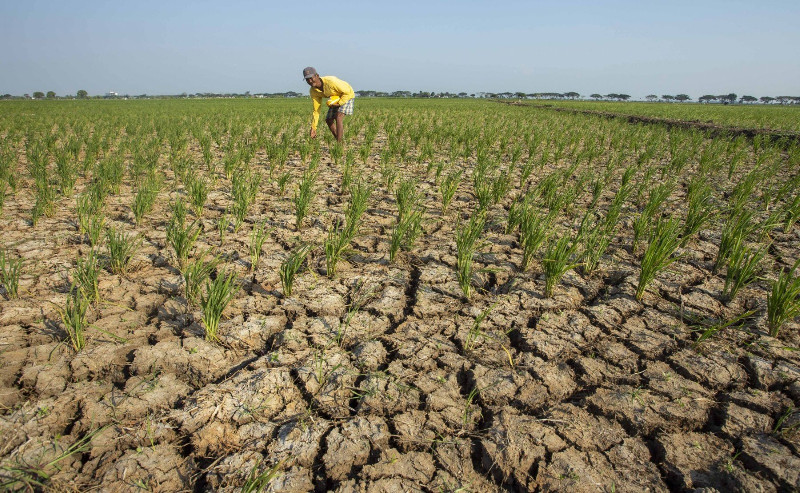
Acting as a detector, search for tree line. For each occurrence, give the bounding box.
[3,90,799,104]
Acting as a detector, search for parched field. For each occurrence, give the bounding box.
[1,98,799,491]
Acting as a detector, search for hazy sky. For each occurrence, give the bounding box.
[1,0,798,99]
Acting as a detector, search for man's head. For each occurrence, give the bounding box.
[303,67,323,89]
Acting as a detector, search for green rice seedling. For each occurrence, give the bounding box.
[636,217,683,301]
[714,209,758,273]
[0,249,23,299]
[681,178,716,245]
[231,169,261,230]
[200,270,239,342]
[55,158,78,197]
[491,172,511,205]
[519,158,535,189]
[31,173,56,226]
[541,233,580,297]
[85,213,106,248]
[182,251,221,305]
[0,425,107,491]
[217,213,230,245]
[767,259,800,337]
[131,176,161,223]
[325,220,351,277]
[277,171,292,195]
[464,304,493,352]
[166,218,200,269]
[380,155,398,190]
[781,191,800,233]
[519,206,552,272]
[455,212,486,299]
[0,180,7,215]
[341,150,356,190]
[691,310,755,347]
[249,220,272,270]
[280,244,311,297]
[395,176,421,224]
[293,169,317,229]
[344,179,371,240]
[729,167,763,214]
[578,210,614,275]
[722,238,767,302]
[240,458,285,493]
[440,169,462,214]
[73,249,101,302]
[389,208,424,263]
[61,286,89,352]
[105,226,141,274]
[186,174,209,217]
[632,181,673,253]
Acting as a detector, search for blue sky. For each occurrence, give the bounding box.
[1,0,798,98]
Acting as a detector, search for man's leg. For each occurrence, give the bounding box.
[326,117,337,139]
[335,112,344,142]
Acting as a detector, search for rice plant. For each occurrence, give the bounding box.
[439,169,462,215]
[105,226,141,274]
[186,174,209,217]
[395,177,421,224]
[781,190,800,233]
[578,210,615,275]
[132,176,161,223]
[249,220,272,270]
[344,179,371,240]
[767,259,800,337]
[722,238,767,302]
[240,458,285,493]
[231,169,261,230]
[0,249,23,299]
[277,171,292,195]
[541,233,580,297]
[389,208,424,263]
[182,251,221,305]
[636,217,683,301]
[293,169,317,229]
[632,181,673,254]
[519,206,552,272]
[714,209,758,273]
[200,270,239,342]
[166,218,201,269]
[280,244,311,297]
[73,249,101,302]
[455,212,486,299]
[681,177,716,245]
[61,286,89,352]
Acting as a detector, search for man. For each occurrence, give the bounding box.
[303,67,354,142]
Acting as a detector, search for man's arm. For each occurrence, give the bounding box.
[328,77,355,105]
[310,94,322,137]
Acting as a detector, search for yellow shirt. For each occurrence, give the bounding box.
[309,76,355,130]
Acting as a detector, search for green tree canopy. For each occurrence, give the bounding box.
[77,89,88,98]
[33,91,44,99]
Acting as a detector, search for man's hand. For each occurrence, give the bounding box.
[310,128,317,139]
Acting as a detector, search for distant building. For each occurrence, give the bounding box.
[104,91,118,98]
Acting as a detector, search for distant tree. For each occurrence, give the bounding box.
[32,91,44,99]
[23,93,30,99]
[458,92,468,98]
[645,94,657,101]
[662,95,674,102]
[618,94,631,101]
[605,93,618,100]
[719,93,736,104]
[564,91,580,99]
[46,91,56,99]
[590,93,603,100]
[77,89,88,99]
[739,95,757,104]
[759,96,775,104]
[699,95,716,103]
[776,96,794,104]
[675,94,691,102]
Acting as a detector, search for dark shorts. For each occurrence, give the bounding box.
[326,98,354,120]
